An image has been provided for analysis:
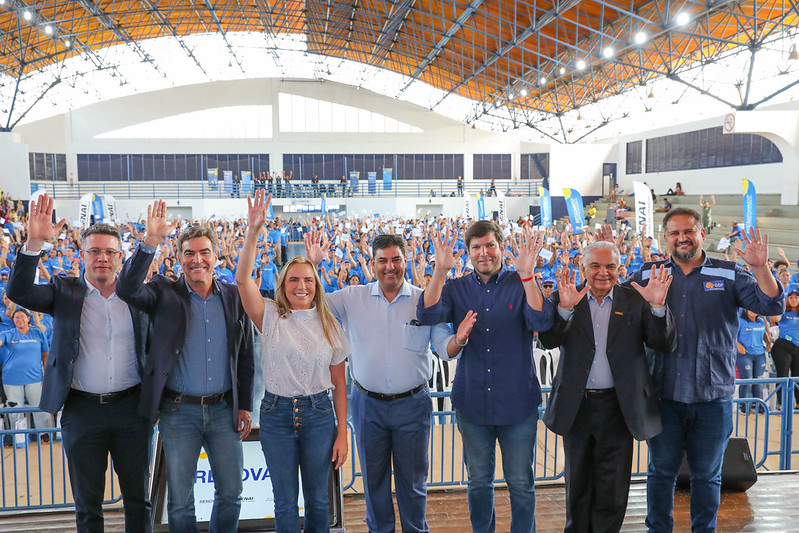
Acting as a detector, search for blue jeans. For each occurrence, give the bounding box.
[259,391,335,533]
[456,411,537,533]
[158,398,243,533]
[736,352,766,401]
[350,385,432,533]
[646,397,733,533]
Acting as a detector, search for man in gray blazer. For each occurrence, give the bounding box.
[539,241,676,533]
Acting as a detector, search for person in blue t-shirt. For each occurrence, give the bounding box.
[736,310,771,410]
[0,292,15,331]
[770,285,799,408]
[0,308,53,439]
[258,253,279,299]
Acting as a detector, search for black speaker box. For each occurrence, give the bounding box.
[676,436,757,492]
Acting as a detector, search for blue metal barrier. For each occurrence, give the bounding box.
[32,180,542,201]
[4,378,799,510]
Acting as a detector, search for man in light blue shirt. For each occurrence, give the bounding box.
[306,231,474,533]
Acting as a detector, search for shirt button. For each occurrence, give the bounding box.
[208,377,212,381]
[486,328,490,332]
[487,349,490,352]
[487,388,491,391]
[485,308,489,312]
[487,368,491,372]
[487,290,490,293]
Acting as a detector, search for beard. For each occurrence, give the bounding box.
[671,242,699,261]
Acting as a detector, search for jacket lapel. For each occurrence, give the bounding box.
[606,287,627,348]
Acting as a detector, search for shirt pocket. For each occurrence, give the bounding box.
[708,347,735,386]
[403,324,431,355]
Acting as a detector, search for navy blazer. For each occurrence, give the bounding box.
[116,246,254,427]
[5,251,148,414]
[538,285,676,441]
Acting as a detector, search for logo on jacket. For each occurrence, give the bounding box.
[703,280,725,291]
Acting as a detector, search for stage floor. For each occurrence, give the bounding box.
[2,472,798,532]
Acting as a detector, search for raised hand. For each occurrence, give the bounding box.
[144,200,179,247]
[507,229,543,276]
[247,189,272,231]
[431,228,457,272]
[455,310,478,346]
[737,227,769,267]
[556,268,589,311]
[631,264,672,308]
[304,228,328,265]
[27,193,66,251]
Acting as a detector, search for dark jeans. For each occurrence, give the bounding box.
[646,397,733,533]
[61,389,153,533]
[772,338,799,406]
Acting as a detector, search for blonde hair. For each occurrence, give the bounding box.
[275,256,343,350]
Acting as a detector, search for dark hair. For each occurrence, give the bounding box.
[662,207,701,230]
[774,260,789,270]
[372,234,405,258]
[177,226,219,256]
[465,220,504,248]
[81,223,122,248]
[12,307,30,319]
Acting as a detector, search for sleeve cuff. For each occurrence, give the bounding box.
[139,242,157,254]
[21,245,41,256]
[557,306,574,321]
[650,306,667,317]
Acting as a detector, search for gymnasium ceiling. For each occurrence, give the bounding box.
[1,0,798,143]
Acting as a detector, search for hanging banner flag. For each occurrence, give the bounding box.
[207,168,218,190]
[382,168,393,190]
[477,192,486,220]
[563,188,586,234]
[321,193,327,216]
[539,187,552,228]
[266,202,274,221]
[633,181,653,237]
[241,171,252,197]
[78,193,118,227]
[223,170,233,196]
[463,190,473,220]
[497,189,508,224]
[367,172,377,194]
[349,171,360,195]
[743,179,757,247]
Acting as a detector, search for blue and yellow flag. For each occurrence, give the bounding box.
[539,187,552,228]
[563,188,586,234]
[477,192,486,220]
[742,179,757,247]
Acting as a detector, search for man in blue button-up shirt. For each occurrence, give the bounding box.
[625,208,784,533]
[418,221,553,533]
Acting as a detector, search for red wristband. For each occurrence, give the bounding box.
[520,275,535,283]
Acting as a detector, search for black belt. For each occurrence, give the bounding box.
[162,388,229,405]
[584,387,616,399]
[70,384,140,404]
[354,380,425,402]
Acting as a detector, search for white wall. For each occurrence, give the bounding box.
[550,144,614,197]
[0,133,31,199]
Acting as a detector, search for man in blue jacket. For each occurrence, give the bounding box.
[117,200,254,533]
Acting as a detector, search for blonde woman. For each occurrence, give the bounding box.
[236,190,350,533]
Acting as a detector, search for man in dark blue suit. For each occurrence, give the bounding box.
[117,200,254,533]
[7,193,151,533]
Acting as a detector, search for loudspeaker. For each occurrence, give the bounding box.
[676,437,757,492]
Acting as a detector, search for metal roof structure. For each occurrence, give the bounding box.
[1,0,797,142]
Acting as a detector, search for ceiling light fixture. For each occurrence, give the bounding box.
[603,47,614,58]
[559,67,566,75]
[44,25,53,35]
[519,88,527,97]
[540,77,547,84]
[23,10,32,21]
[64,39,71,48]
[675,12,690,26]
[576,59,586,70]
[635,31,647,44]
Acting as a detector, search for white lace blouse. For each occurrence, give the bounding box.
[261,300,351,397]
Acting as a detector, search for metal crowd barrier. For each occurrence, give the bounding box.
[32,180,542,201]
[2,378,799,511]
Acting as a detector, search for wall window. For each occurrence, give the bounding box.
[78,154,269,181]
[473,154,511,180]
[626,141,642,174]
[645,127,782,173]
[283,154,463,180]
[29,153,67,181]
[521,153,549,180]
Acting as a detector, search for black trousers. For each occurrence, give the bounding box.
[61,390,153,533]
[772,338,799,406]
[563,391,633,533]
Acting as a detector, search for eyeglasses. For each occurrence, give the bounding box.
[84,249,121,257]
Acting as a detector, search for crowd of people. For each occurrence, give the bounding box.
[0,187,796,532]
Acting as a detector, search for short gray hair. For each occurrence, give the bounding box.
[582,241,621,267]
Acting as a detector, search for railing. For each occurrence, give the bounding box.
[31,180,542,201]
[2,378,797,511]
